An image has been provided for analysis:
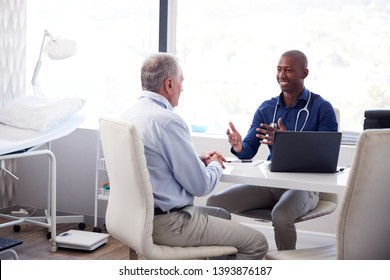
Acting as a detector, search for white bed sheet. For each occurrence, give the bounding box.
[0,113,85,155]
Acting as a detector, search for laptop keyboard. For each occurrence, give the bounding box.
[0,237,23,251]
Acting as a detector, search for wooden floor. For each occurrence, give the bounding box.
[0,219,130,260]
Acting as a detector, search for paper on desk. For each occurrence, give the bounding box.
[225,157,263,167]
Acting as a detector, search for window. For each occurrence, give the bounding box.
[174,0,390,133]
[27,0,390,133]
[27,0,159,127]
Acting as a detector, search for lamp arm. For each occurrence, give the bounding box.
[31,30,53,85]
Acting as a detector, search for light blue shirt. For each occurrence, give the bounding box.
[121,91,223,211]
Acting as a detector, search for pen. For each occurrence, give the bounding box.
[337,166,350,172]
[227,160,253,163]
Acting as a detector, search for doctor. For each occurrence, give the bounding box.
[207,50,338,251]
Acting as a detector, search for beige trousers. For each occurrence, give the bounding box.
[153,205,269,260]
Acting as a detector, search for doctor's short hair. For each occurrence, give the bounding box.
[281,50,308,69]
[141,53,182,93]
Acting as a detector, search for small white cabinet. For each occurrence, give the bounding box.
[93,139,109,232]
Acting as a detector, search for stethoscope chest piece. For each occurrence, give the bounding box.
[269,122,277,128]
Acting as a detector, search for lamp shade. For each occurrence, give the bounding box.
[47,38,78,60]
[31,30,78,96]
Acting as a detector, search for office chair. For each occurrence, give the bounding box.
[99,117,237,260]
[265,129,390,259]
[207,191,337,235]
[334,107,340,131]
[232,191,338,224]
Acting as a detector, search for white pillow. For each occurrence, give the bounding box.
[0,96,86,132]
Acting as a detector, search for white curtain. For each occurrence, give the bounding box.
[0,0,26,206]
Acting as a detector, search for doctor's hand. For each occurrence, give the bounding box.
[226,121,243,153]
[256,118,287,145]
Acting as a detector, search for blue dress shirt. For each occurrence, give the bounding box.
[121,91,223,211]
[233,88,338,160]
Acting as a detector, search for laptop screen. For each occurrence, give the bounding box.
[270,131,342,173]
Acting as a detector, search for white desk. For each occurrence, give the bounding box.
[221,161,349,193]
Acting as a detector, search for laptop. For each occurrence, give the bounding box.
[268,131,342,173]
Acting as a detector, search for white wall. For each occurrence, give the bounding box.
[14,128,355,236]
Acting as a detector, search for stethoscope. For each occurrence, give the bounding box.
[270,90,312,131]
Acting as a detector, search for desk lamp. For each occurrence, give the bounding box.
[31,30,78,96]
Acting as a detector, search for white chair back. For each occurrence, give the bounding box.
[100,117,155,257]
[99,117,237,259]
[337,128,390,259]
[265,129,390,260]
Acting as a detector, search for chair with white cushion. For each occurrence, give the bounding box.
[99,116,238,260]
[207,191,338,246]
[265,129,390,260]
[233,191,338,224]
